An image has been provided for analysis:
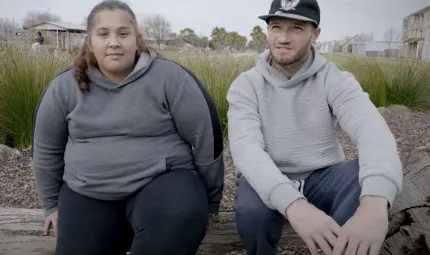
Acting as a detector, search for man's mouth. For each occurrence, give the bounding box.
[276,47,292,50]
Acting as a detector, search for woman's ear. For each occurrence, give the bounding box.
[84,34,92,52]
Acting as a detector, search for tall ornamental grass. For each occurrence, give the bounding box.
[1,48,429,148]
[165,51,256,137]
[0,50,69,148]
[343,57,430,111]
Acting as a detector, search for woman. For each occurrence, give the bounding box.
[31,1,224,254]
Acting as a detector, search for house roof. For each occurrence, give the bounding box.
[23,21,86,32]
[340,35,366,47]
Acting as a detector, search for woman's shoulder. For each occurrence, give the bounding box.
[152,57,193,75]
[48,65,76,87]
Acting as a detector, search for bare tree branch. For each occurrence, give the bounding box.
[142,14,172,48]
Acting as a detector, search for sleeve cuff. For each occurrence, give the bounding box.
[360,176,398,208]
[269,183,305,217]
[44,206,58,218]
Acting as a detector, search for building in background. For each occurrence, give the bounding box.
[400,5,430,60]
[365,41,400,58]
[340,35,366,56]
[23,21,86,49]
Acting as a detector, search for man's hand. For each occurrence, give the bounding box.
[286,198,341,255]
[44,211,58,236]
[333,196,389,255]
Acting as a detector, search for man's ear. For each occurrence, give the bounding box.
[311,26,321,42]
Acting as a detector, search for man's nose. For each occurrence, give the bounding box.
[278,34,292,44]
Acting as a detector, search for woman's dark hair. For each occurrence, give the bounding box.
[73,0,151,91]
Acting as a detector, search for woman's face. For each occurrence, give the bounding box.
[88,9,138,78]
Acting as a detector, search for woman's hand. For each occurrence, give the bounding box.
[44,211,58,236]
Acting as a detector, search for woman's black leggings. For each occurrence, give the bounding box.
[55,169,209,255]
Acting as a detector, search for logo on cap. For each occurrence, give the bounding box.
[280,0,300,11]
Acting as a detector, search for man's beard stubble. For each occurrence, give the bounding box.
[270,39,312,70]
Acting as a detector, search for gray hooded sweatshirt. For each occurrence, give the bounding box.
[227,46,403,217]
[32,51,224,217]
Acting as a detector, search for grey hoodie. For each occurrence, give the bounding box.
[32,51,224,217]
[227,46,403,217]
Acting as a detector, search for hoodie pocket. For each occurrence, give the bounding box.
[194,153,224,189]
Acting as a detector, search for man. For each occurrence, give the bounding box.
[36,31,44,45]
[226,0,403,255]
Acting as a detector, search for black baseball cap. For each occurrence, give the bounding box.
[259,0,320,27]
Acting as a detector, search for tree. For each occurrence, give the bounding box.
[22,11,61,27]
[357,32,373,43]
[179,27,198,45]
[384,27,399,51]
[142,14,172,48]
[249,25,267,52]
[196,35,209,48]
[210,27,228,50]
[0,18,16,40]
[226,31,247,51]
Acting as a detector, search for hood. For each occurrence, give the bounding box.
[86,49,157,90]
[256,44,327,88]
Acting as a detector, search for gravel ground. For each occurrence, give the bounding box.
[1,108,429,255]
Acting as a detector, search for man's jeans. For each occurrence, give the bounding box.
[234,159,361,255]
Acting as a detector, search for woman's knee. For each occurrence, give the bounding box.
[128,170,209,234]
[56,184,131,255]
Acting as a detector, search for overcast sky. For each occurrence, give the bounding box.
[0,0,429,41]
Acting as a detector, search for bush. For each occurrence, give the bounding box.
[1,49,429,149]
[0,49,255,148]
[165,52,256,138]
[343,57,430,111]
[0,50,69,149]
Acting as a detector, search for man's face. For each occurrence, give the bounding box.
[267,18,320,66]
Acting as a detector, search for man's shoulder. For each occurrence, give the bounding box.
[318,60,358,87]
[231,67,264,90]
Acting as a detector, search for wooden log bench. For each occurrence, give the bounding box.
[1,150,430,255]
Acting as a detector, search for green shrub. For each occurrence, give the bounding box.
[165,52,256,137]
[1,48,429,149]
[344,57,430,111]
[0,50,69,149]
[0,130,5,145]
[343,57,387,107]
[385,60,430,111]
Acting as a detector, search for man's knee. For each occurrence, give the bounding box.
[336,159,361,192]
[234,176,284,231]
[331,159,361,225]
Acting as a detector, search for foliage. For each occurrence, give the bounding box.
[249,25,268,52]
[164,51,256,137]
[142,14,172,48]
[210,27,248,51]
[1,49,429,148]
[0,50,69,148]
[343,57,430,111]
[22,10,61,27]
